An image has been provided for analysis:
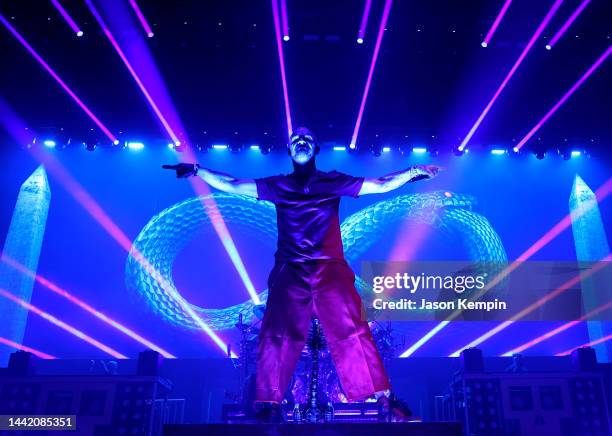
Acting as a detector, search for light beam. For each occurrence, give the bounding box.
[357,0,373,44]
[0,13,117,143]
[514,46,611,151]
[501,300,612,356]
[400,175,612,357]
[0,287,127,359]
[0,336,55,359]
[546,0,591,50]
[1,254,176,358]
[481,0,513,48]
[350,0,393,150]
[271,0,293,136]
[128,0,155,38]
[50,0,83,37]
[458,0,564,151]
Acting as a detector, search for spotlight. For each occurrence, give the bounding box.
[229,143,242,153]
[249,145,260,151]
[43,139,56,148]
[357,37,364,44]
[212,144,228,150]
[453,146,467,156]
[570,150,582,157]
[481,41,488,48]
[349,142,357,150]
[545,44,552,50]
[382,146,391,153]
[412,147,427,154]
[491,148,506,155]
[283,35,290,41]
[333,145,346,151]
[513,146,519,153]
[147,32,154,38]
[167,143,175,150]
[127,142,145,150]
[77,30,84,37]
[371,144,382,157]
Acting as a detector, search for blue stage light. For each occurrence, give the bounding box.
[127,142,145,150]
[382,146,391,152]
[570,150,582,157]
[212,144,228,150]
[491,148,506,155]
[333,146,346,151]
[250,145,260,150]
[412,147,427,154]
[43,140,56,148]
[349,142,356,150]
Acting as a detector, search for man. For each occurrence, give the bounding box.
[164,127,440,421]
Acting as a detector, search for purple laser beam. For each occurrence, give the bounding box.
[271,0,293,136]
[84,0,179,144]
[280,0,289,41]
[128,0,155,38]
[350,0,393,149]
[458,0,564,151]
[515,45,611,151]
[546,0,591,50]
[481,0,513,48]
[0,13,117,143]
[50,0,83,36]
[357,0,372,43]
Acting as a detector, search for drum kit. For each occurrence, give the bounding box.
[230,304,404,422]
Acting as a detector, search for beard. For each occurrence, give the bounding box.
[292,149,313,164]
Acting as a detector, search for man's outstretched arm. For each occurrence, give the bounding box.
[162,163,257,197]
[359,165,442,195]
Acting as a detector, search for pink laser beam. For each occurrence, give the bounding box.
[0,287,127,359]
[449,254,612,357]
[502,300,612,356]
[280,0,289,41]
[128,0,155,38]
[271,0,293,136]
[84,0,179,144]
[357,0,373,42]
[50,0,83,36]
[0,336,56,359]
[458,0,564,151]
[556,333,612,356]
[546,0,591,50]
[514,45,611,151]
[1,254,176,358]
[350,0,393,149]
[482,0,513,47]
[400,175,612,357]
[0,13,117,143]
[27,149,236,357]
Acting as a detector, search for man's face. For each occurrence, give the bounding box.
[289,129,316,165]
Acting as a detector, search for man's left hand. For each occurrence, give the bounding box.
[414,165,443,179]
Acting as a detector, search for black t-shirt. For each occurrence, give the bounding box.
[255,170,364,262]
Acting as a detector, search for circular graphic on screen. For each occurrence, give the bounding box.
[125,191,507,330]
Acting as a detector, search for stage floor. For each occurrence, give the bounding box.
[163,422,463,436]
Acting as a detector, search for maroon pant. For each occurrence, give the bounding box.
[255,260,391,403]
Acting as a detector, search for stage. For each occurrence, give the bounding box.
[1,0,611,435]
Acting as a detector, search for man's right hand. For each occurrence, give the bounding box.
[162,163,199,178]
